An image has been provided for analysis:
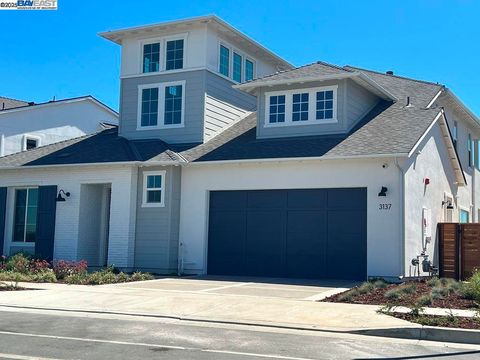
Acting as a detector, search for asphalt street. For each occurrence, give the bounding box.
[0,308,478,360]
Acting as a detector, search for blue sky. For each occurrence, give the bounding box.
[0,0,479,114]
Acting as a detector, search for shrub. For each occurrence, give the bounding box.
[129,271,154,282]
[416,294,432,306]
[356,282,374,294]
[337,288,359,302]
[31,269,57,283]
[462,270,480,302]
[431,285,449,299]
[52,260,88,280]
[5,253,31,274]
[427,277,441,287]
[384,283,417,302]
[372,279,389,289]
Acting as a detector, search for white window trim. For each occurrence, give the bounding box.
[136,80,186,130]
[459,205,470,223]
[142,170,166,208]
[264,85,338,128]
[22,134,41,151]
[468,133,473,168]
[218,40,256,83]
[139,33,188,75]
[11,186,38,245]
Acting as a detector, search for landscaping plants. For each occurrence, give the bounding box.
[0,253,154,285]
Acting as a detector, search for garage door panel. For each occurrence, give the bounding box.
[286,210,327,278]
[327,210,367,280]
[247,190,287,209]
[210,191,247,210]
[208,210,246,275]
[287,189,327,210]
[327,188,367,210]
[246,210,285,277]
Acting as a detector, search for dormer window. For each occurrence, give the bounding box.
[265,85,337,127]
[245,59,254,81]
[143,43,160,73]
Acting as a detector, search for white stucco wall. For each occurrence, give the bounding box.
[0,165,137,268]
[403,123,458,276]
[0,99,118,156]
[179,158,403,278]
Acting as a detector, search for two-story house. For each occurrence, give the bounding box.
[0,96,118,156]
[0,15,478,281]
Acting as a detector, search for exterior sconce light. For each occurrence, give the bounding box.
[442,200,454,210]
[378,186,388,197]
[424,177,430,185]
[56,189,70,202]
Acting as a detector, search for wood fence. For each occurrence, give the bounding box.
[438,223,480,280]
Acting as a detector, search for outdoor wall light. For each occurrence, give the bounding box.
[56,189,70,202]
[442,200,454,209]
[378,186,388,197]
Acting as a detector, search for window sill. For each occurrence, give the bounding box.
[264,119,338,128]
[10,242,35,246]
[141,203,165,208]
[136,124,185,131]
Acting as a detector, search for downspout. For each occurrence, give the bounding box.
[0,134,4,157]
[395,157,406,278]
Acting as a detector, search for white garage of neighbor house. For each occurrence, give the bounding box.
[0,16,479,281]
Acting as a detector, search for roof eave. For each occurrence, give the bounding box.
[98,15,292,70]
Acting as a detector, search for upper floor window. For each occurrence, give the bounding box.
[245,59,254,81]
[140,88,159,127]
[219,45,230,77]
[265,85,337,127]
[13,187,38,243]
[316,90,334,120]
[143,43,160,73]
[233,52,242,83]
[22,135,40,151]
[292,93,309,122]
[142,171,165,207]
[218,44,256,83]
[137,81,185,129]
[166,39,184,70]
[468,133,473,167]
[269,95,286,123]
[453,121,458,149]
[164,85,183,125]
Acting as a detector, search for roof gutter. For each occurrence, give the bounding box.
[186,153,409,166]
[0,160,183,171]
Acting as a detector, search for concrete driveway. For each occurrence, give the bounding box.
[114,276,357,301]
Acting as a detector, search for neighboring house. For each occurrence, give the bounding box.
[0,15,478,281]
[0,96,118,156]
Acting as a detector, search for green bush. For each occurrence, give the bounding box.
[0,270,57,283]
[357,282,374,294]
[462,270,480,302]
[337,288,359,302]
[372,279,389,289]
[128,271,154,282]
[384,283,416,302]
[416,294,432,306]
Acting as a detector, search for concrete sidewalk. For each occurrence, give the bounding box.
[0,279,415,332]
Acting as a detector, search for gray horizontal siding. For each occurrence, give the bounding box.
[345,79,379,130]
[134,166,181,272]
[120,70,207,144]
[204,71,256,111]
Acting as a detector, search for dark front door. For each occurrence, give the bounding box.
[207,188,367,280]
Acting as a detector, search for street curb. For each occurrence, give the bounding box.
[2,303,480,345]
[354,326,480,345]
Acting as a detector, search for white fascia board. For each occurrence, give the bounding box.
[98,15,292,69]
[0,97,118,118]
[426,89,443,109]
[234,73,355,93]
[445,89,480,128]
[408,110,444,158]
[186,153,408,166]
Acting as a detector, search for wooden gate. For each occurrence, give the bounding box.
[438,223,480,280]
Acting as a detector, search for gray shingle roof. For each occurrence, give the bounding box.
[240,61,353,87]
[0,96,29,110]
[0,63,447,168]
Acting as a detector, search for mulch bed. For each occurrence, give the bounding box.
[323,280,478,310]
[392,313,480,330]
